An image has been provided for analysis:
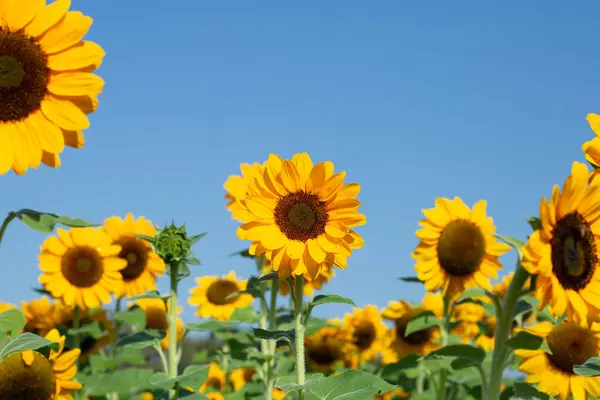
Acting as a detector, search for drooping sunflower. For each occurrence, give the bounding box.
[200,362,226,393]
[305,326,355,373]
[413,197,510,299]
[38,227,127,309]
[522,162,600,322]
[21,296,56,336]
[230,367,256,391]
[134,298,184,349]
[188,271,254,321]
[0,328,82,400]
[341,305,387,363]
[224,161,266,223]
[516,320,600,400]
[0,0,105,175]
[233,153,366,280]
[102,214,166,298]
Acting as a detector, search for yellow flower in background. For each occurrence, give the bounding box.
[474,316,497,351]
[374,388,411,399]
[0,0,105,175]
[522,162,600,322]
[305,326,354,373]
[492,272,531,300]
[413,197,510,299]
[102,214,166,298]
[275,263,335,297]
[234,153,366,280]
[273,388,286,400]
[0,328,82,399]
[205,393,225,400]
[582,114,600,168]
[341,305,388,363]
[230,367,256,391]
[451,302,487,343]
[134,298,184,349]
[224,161,266,222]
[200,362,226,393]
[0,302,15,314]
[517,320,600,400]
[21,297,55,335]
[189,271,253,321]
[38,227,127,309]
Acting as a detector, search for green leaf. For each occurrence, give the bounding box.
[80,368,154,396]
[149,372,178,389]
[275,373,324,392]
[89,347,146,372]
[32,287,52,296]
[178,365,210,391]
[495,234,525,260]
[426,344,486,368]
[259,272,279,282]
[0,333,59,360]
[305,317,331,336]
[115,331,163,349]
[513,296,538,319]
[186,256,201,265]
[128,291,168,301]
[308,294,357,309]
[512,381,550,399]
[190,232,208,245]
[397,277,423,283]
[228,288,263,299]
[115,308,147,332]
[574,357,600,377]
[526,216,542,231]
[252,328,294,344]
[0,308,25,336]
[230,306,259,324]
[404,311,441,336]
[457,287,489,302]
[185,320,242,332]
[67,320,106,340]
[16,209,97,233]
[229,249,254,259]
[380,354,420,382]
[306,369,396,399]
[505,331,551,353]
[135,234,155,244]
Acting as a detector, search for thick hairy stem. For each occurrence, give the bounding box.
[265,279,279,400]
[438,296,451,400]
[168,263,179,400]
[294,277,306,400]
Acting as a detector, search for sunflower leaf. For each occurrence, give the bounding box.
[115,331,163,349]
[397,276,423,283]
[128,291,170,302]
[80,368,155,396]
[275,373,324,392]
[186,256,201,265]
[228,288,263,300]
[0,333,59,360]
[306,369,396,399]
[494,234,525,260]
[252,328,295,345]
[115,308,147,332]
[259,272,279,282]
[512,381,551,399]
[573,357,600,377]
[380,354,420,382]
[178,365,210,391]
[15,209,98,233]
[229,249,255,259]
[404,310,441,337]
[186,320,243,332]
[526,216,542,231]
[308,294,357,311]
[32,287,52,295]
[424,344,486,367]
[0,308,25,336]
[135,234,155,244]
[456,287,490,303]
[513,296,538,319]
[67,320,107,340]
[505,331,551,354]
[230,306,259,323]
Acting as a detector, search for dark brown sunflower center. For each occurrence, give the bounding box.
[550,212,597,291]
[243,368,256,382]
[274,191,328,242]
[484,319,496,338]
[0,351,56,400]
[206,280,240,306]
[307,339,342,366]
[395,310,433,346]
[0,28,49,123]
[61,246,104,288]
[353,321,377,350]
[546,323,598,374]
[115,236,150,281]
[437,220,486,276]
[142,307,168,330]
[206,377,222,390]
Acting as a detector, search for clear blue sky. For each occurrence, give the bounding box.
[1,1,599,321]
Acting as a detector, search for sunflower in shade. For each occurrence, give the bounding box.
[0,0,105,175]
[341,305,388,365]
[0,328,82,399]
[21,297,56,336]
[305,325,355,374]
[189,271,254,321]
[413,197,510,300]
[230,367,256,391]
[229,153,366,280]
[522,162,600,323]
[134,298,184,349]
[38,227,127,309]
[102,214,166,298]
[516,319,600,400]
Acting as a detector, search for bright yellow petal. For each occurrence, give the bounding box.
[38,11,92,55]
[24,0,70,38]
[47,72,104,97]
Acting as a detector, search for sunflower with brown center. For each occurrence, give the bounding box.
[0,328,82,400]
[21,297,56,336]
[305,326,354,373]
[229,367,256,391]
[522,162,600,322]
[38,227,127,309]
[413,197,510,300]
[0,0,105,175]
[341,305,388,364]
[134,298,184,349]
[102,214,166,298]
[232,153,366,280]
[516,319,600,400]
[188,271,254,321]
[199,362,226,393]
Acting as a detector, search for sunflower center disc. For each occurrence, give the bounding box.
[550,212,597,290]
[62,247,104,288]
[144,307,168,330]
[0,351,56,400]
[0,29,49,122]
[353,321,377,350]
[205,377,223,390]
[116,236,150,281]
[274,191,329,242]
[395,310,432,346]
[547,323,598,374]
[243,368,256,382]
[437,220,486,276]
[206,279,240,305]
[307,340,342,365]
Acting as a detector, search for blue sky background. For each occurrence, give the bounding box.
[1,1,599,322]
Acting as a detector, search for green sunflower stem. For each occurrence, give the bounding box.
[73,305,81,352]
[438,295,451,400]
[486,262,529,400]
[265,278,279,400]
[293,277,306,400]
[168,262,180,400]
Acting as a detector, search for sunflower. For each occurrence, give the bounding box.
[374,388,411,400]
[233,153,366,280]
[275,263,335,297]
[21,297,56,336]
[134,298,184,349]
[0,328,82,400]
[205,394,224,400]
[200,362,226,393]
[474,316,496,351]
[0,0,105,175]
[305,326,354,373]
[0,302,15,314]
[229,367,256,391]
[492,272,534,325]
[451,302,487,344]
[413,197,510,299]
[582,113,600,169]
[188,271,254,321]
[38,227,127,309]
[516,320,600,400]
[102,214,166,298]
[522,162,600,322]
[224,161,266,223]
[341,305,387,363]
[273,388,286,400]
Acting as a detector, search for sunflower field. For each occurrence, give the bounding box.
[0,1,599,400]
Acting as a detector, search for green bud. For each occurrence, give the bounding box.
[153,222,205,266]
